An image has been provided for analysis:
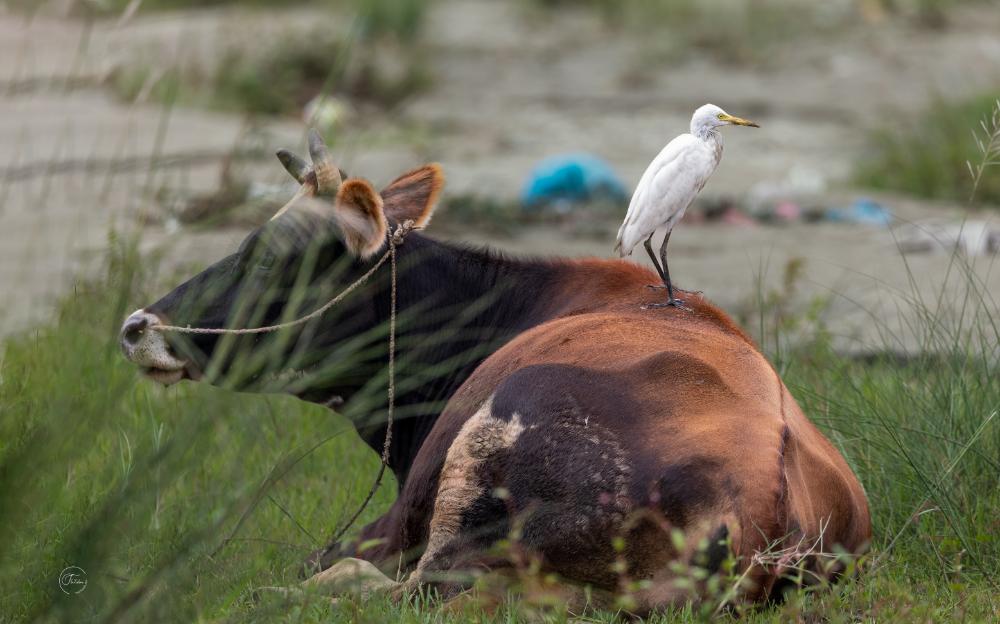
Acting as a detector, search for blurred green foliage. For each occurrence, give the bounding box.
[354,0,427,43]
[106,0,433,116]
[525,0,850,64]
[857,94,1000,206]
[525,0,989,63]
[214,34,431,115]
[91,0,430,44]
[0,237,396,622]
[109,0,430,44]
[213,34,351,116]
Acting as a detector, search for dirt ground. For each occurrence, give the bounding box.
[1,1,998,351]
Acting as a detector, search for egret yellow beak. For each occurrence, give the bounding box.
[720,114,760,128]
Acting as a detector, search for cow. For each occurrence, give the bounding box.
[120,132,870,613]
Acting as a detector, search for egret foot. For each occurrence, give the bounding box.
[649,285,702,296]
[642,298,690,311]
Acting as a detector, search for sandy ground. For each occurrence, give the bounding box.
[1,1,998,350]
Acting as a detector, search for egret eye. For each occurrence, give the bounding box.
[257,250,276,271]
[717,113,725,119]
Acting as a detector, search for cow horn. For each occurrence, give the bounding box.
[308,129,341,197]
[270,129,344,221]
[276,149,310,184]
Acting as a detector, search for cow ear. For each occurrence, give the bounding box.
[334,179,388,258]
[380,164,444,228]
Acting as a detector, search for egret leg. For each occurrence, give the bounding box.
[644,230,688,310]
[643,234,665,282]
[661,231,677,302]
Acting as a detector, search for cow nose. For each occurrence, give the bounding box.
[120,309,164,358]
[121,314,149,346]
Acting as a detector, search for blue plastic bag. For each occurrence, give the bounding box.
[521,154,628,212]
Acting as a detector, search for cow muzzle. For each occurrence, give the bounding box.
[120,309,193,385]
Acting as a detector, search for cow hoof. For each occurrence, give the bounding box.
[390,583,409,604]
[301,557,399,599]
[391,574,424,604]
[300,547,326,579]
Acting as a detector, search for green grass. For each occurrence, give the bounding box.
[107,0,315,9]
[96,0,430,44]
[112,36,431,117]
[88,0,423,29]
[2,237,998,622]
[6,0,322,17]
[524,0,854,64]
[856,94,1000,206]
[526,0,989,65]
[104,0,432,116]
[0,239,397,622]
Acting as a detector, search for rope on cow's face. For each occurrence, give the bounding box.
[150,219,415,556]
[149,220,415,336]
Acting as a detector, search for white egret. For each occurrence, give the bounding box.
[615,103,759,308]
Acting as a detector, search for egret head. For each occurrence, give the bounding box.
[691,104,760,136]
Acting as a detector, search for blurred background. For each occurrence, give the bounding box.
[1,0,998,345]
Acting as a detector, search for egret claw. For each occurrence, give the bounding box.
[642,299,690,311]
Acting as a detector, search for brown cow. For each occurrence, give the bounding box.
[120,133,870,612]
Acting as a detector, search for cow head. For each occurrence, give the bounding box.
[120,130,443,401]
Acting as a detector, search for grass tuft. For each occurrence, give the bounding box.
[0,238,395,622]
[856,93,1000,206]
[526,0,853,64]
[967,98,1000,202]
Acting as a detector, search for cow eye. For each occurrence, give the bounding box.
[257,250,276,270]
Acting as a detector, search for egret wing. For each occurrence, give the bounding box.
[616,135,714,255]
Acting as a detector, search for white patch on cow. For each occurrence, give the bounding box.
[410,396,523,584]
[404,396,638,595]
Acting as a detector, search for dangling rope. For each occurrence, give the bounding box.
[323,221,401,552]
[151,220,415,560]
